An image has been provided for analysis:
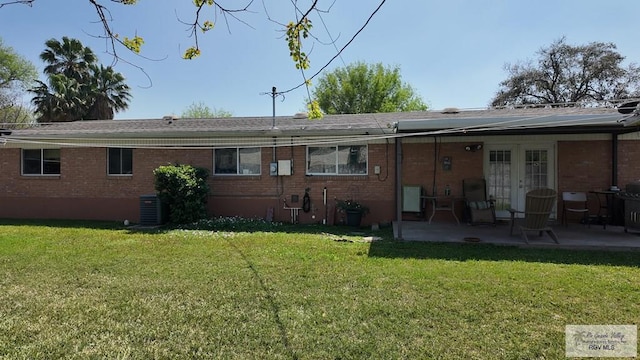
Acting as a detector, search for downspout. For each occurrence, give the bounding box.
[612,133,618,187]
[395,137,403,240]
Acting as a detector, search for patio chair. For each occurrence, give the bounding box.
[462,178,496,225]
[561,191,590,228]
[509,188,559,244]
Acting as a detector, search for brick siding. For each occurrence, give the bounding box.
[1,137,638,226]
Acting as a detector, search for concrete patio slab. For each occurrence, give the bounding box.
[393,220,640,252]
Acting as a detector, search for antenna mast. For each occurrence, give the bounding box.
[272,86,276,128]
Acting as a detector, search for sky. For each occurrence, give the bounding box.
[1,0,639,120]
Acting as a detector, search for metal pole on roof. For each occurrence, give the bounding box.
[272,86,276,129]
[271,86,277,163]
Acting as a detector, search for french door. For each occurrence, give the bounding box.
[484,143,556,218]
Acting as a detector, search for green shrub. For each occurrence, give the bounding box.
[153,164,210,224]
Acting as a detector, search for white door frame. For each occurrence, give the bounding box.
[484,140,557,218]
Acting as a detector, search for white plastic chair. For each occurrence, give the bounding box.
[561,191,590,227]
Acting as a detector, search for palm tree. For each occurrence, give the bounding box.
[30,80,57,122]
[85,65,131,120]
[39,37,97,82]
[32,37,131,121]
[30,75,84,122]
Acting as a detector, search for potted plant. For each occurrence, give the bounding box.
[336,199,370,227]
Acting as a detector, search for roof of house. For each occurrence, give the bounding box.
[394,106,638,135]
[6,113,395,139]
[3,106,638,145]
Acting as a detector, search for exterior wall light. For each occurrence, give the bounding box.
[464,144,482,152]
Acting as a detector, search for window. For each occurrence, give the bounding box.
[108,148,133,175]
[22,149,61,175]
[214,148,261,175]
[307,145,367,175]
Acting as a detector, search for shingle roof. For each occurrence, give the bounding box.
[4,106,636,139]
[8,113,394,138]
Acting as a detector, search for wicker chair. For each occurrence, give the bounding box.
[462,178,496,225]
[509,188,558,244]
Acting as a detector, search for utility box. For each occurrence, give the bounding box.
[139,194,167,226]
[278,160,292,176]
[402,185,422,212]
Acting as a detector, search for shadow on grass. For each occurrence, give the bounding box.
[367,240,640,267]
[0,218,125,230]
[125,221,395,237]
[3,218,636,267]
[0,218,394,239]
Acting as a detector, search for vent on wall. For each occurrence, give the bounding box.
[441,107,460,114]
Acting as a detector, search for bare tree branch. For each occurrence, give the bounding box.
[0,0,33,8]
[279,0,387,95]
[4,0,389,105]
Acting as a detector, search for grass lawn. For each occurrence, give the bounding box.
[0,219,638,359]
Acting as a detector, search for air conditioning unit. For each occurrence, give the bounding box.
[139,194,167,226]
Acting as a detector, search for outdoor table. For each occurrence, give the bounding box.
[422,196,460,225]
[589,190,620,226]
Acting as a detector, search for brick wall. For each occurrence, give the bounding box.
[557,139,640,192]
[618,139,640,187]
[400,141,484,221]
[557,139,640,219]
[557,140,612,193]
[0,142,397,225]
[209,143,397,225]
[2,137,636,225]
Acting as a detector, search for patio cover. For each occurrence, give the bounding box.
[394,107,639,135]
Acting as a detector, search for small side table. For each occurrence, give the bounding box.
[589,190,619,227]
[422,196,460,225]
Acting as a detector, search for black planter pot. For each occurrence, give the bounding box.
[345,210,363,227]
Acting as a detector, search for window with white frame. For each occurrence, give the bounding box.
[307,145,367,175]
[108,148,133,175]
[214,147,261,175]
[22,149,61,175]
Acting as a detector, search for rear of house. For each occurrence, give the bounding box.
[0,114,398,225]
[1,107,639,225]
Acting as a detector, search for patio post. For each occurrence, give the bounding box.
[395,137,403,240]
[612,133,618,187]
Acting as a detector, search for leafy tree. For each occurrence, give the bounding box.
[181,101,232,118]
[30,37,131,122]
[0,103,34,127]
[0,37,37,126]
[491,37,640,107]
[312,62,428,114]
[0,37,37,92]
